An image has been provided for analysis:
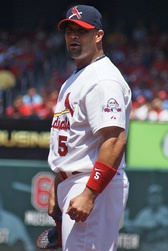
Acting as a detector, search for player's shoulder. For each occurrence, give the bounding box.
[93,56,126,83]
[94,56,121,74]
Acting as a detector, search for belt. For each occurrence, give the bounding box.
[59,171,81,181]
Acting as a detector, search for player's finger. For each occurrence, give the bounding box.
[79,213,89,222]
[75,215,85,222]
[66,205,72,214]
[74,213,88,222]
[67,210,77,219]
[66,202,74,215]
[72,212,77,220]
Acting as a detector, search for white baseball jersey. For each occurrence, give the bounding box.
[48,56,132,173]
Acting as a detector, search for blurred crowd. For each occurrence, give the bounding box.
[0,19,168,121]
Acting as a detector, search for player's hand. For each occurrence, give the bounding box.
[66,187,98,222]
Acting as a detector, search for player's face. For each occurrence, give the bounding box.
[65,23,98,64]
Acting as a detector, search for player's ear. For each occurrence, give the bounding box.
[95,29,104,42]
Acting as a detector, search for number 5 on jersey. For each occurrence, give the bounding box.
[58,135,68,156]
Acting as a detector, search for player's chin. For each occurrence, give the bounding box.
[68,48,82,57]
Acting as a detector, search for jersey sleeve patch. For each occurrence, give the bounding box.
[102,98,122,113]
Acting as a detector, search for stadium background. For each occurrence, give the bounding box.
[0,0,168,251]
[0,0,168,31]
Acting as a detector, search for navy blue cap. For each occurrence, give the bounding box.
[58,5,102,30]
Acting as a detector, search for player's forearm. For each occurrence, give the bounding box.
[96,126,126,169]
[97,134,126,169]
[48,174,62,216]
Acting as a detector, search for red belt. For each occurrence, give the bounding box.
[59,171,81,181]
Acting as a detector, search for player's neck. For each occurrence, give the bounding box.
[75,52,105,73]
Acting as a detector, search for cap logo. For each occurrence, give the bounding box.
[69,6,82,19]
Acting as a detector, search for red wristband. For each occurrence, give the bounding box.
[86,161,117,193]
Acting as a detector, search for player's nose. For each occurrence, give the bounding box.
[68,29,79,38]
[70,33,78,39]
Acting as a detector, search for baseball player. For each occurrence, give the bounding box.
[47,4,132,251]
